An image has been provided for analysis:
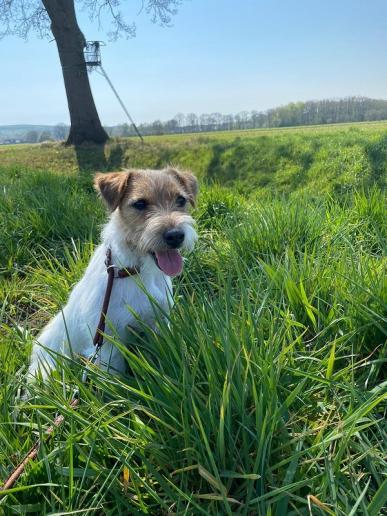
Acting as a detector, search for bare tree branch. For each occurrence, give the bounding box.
[0,0,183,40]
[0,0,50,39]
[80,0,136,41]
[145,0,180,26]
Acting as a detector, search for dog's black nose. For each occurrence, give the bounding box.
[164,228,185,248]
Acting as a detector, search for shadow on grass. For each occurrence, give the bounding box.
[365,133,387,188]
[74,142,125,173]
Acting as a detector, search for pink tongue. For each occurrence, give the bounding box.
[155,250,183,276]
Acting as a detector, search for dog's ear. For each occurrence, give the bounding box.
[166,168,199,206]
[94,171,131,211]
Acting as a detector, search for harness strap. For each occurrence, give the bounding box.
[93,248,139,347]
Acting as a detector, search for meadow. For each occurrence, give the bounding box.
[0,123,386,514]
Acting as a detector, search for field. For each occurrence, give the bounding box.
[0,123,386,514]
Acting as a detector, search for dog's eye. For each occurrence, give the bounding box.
[176,195,187,208]
[132,199,147,210]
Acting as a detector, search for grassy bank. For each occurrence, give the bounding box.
[1,121,387,194]
[0,125,386,514]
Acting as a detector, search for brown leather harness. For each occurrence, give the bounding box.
[93,247,139,347]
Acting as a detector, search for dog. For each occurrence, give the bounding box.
[28,167,198,380]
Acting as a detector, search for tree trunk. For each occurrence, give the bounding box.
[42,0,108,145]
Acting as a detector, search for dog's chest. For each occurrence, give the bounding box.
[73,246,173,337]
[98,271,172,333]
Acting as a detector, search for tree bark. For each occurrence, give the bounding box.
[42,0,109,145]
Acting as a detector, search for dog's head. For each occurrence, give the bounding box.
[94,168,198,276]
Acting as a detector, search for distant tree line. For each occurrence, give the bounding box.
[109,96,387,137]
[3,96,387,144]
[0,123,70,144]
[24,124,69,143]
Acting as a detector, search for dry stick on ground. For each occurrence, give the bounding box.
[1,398,80,491]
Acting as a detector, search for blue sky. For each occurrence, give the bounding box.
[1,0,387,125]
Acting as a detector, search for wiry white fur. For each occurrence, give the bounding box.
[137,214,196,255]
[28,211,197,380]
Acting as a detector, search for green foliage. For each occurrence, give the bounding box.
[0,125,386,514]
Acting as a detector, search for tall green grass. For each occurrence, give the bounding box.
[0,131,386,513]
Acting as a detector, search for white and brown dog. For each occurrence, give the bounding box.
[28,167,198,379]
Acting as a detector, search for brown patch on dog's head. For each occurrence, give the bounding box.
[94,168,198,269]
[165,167,199,206]
[94,172,131,211]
